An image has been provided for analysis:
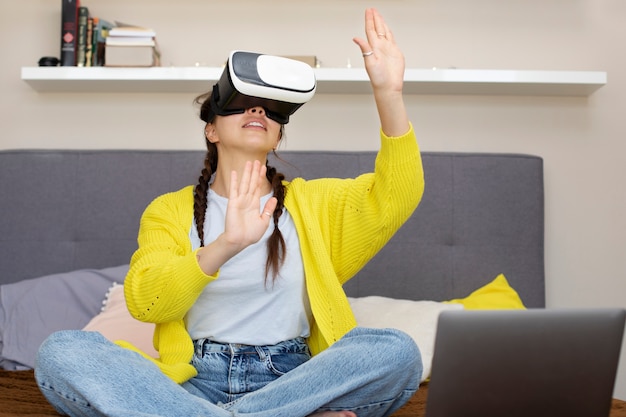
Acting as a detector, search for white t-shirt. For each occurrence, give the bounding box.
[186,188,312,345]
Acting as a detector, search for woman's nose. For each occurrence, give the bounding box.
[246,106,265,116]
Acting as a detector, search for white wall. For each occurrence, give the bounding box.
[2,0,626,400]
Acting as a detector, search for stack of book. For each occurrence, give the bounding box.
[105,25,160,67]
[59,0,159,67]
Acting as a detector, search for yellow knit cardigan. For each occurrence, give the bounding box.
[121,125,424,383]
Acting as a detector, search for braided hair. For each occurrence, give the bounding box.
[193,92,287,283]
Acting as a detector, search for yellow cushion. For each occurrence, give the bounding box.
[445,274,526,309]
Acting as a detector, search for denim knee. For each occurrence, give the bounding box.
[351,327,423,385]
[37,330,75,368]
[36,330,107,373]
[384,328,421,369]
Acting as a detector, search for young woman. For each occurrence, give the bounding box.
[35,8,425,417]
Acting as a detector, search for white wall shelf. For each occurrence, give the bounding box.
[21,66,607,96]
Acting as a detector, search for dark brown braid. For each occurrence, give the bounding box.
[193,138,218,246]
[265,161,287,281]
[193,92,288,283]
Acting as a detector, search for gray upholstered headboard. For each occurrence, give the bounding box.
[0,149,545,307]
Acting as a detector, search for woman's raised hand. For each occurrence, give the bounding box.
[353,8,405,95]
[352,8,409,137]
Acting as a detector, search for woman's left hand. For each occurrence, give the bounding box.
[353,8,405,96]
[353,8,409,137]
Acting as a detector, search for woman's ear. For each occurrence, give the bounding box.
[205,124,218,143]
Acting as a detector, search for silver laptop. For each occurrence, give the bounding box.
[425,308,626,417]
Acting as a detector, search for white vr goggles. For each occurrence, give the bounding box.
[209,51,317,124]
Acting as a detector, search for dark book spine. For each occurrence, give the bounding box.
[60,0,80,66]
[76,6,89,66]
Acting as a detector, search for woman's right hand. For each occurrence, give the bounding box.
[196,160,277,275]
[223,160,278,251]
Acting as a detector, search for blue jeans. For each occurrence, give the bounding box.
[35,327,422,417]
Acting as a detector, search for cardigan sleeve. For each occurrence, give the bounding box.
[124,186,218,324]
[294,124,424,285]
[334,125,424,282]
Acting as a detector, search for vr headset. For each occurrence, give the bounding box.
[209,51,317,124]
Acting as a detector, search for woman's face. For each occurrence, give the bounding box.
[206,106,282,154]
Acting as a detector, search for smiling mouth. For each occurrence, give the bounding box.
[243,121,266,129]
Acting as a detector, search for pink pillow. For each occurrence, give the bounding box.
[83,284,158,358]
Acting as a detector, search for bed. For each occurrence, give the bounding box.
[0,149,624,416]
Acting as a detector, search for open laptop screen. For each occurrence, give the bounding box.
[425,308,625,417]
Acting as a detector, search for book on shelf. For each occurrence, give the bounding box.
[104,44,160,67]
[60,0,80,66]
[76,6,89,66]
[104,22,160,67]
[108,23,156,38]
[85,16,93,66]
[106,23,157,46]
[105,36,155,47]
[93,17,114,67]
